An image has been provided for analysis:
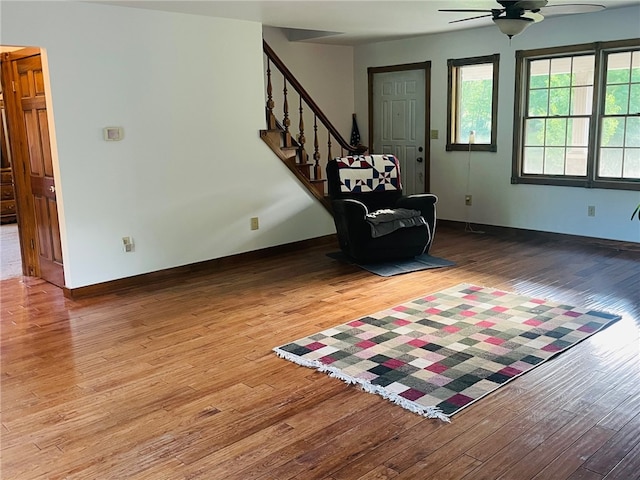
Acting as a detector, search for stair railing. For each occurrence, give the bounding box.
[262,41,367,189]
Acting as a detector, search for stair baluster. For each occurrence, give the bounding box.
[266,58,276,129]
[313,115,321,181]
[326,131,332,177]
[282,79,291,146]
[298,96,307,164]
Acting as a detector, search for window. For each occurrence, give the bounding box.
[600,50,640,181]
[447,54,499,152]
[512,39,640,191]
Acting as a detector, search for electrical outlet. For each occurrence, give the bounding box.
[588,205,596,217]
[465,195,472,206]
[250,217,259,230]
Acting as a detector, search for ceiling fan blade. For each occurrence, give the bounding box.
[539,3,605,16]
[438,9,495,13]
[449,13,494,24]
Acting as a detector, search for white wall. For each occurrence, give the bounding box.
[1,1,336,288]
[355,5,640,243]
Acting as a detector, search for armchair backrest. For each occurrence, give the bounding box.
[327,155,403,212]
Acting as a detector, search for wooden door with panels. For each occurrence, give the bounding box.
[1,48,64,287]
[368,62,431,196]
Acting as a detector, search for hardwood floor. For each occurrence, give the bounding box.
[1,226,639,480]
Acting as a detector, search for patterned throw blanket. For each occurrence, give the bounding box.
[335,155,402,193]
[365,208,426,238]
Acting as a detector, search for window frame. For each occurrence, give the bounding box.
[446,54,500,152]
[511,39,640,191]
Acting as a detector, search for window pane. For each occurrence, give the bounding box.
[605,84,630,115]
[529,89,549,116]
[523,147,544,173]
[632,51,640,83]
[530,59,549,88]
[566,147,588,175]
[570,86,592,115]
[607,52,631,84]
[550,57,572,87]
[546,118,567,146]
[630,84,640,114]
[458,63,493,143]
[567,118,589,147]
[601,117,625,147]
[625,117,640,148]
[544,147,566,174]
[572,55,595,86]
[525,119,545,146]
[599,148,624,177]
[549,87,570,115]
[623,148,640,178]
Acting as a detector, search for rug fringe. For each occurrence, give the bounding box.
[273,347,451,423]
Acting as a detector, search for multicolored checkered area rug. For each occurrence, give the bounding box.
[274,283,620,422]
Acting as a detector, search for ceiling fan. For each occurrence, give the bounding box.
[439,1,606,38]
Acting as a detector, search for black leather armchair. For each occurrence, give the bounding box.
[327,155,438,263]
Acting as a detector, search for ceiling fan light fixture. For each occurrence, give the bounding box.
[493,16,534,38]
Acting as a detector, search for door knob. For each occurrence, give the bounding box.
[416,157,423,163]
[49,185,55,193]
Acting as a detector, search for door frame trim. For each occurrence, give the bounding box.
[367,61,432,192]
[1,46,63,285]
[1,48,38,278]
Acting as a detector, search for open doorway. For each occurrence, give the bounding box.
[0,46,64,287]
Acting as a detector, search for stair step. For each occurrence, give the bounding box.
[267,112,278,130]
[282,131,293,148]
[260,129,281,149]
[310,178,326,197]
[295,162,313,178]
[282,148,297,161]
[260,130,297,160]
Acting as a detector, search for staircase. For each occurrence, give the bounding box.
[260,41,367,212]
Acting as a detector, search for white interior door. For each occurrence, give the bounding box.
[372,69,426,195]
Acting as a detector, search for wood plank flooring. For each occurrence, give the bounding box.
[1,226,639,479]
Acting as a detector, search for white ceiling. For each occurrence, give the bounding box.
[90,0,639,45]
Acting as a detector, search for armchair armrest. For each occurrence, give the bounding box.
[396,194,438,251]
[396,194,437,225]
[331,198,371,252]
[333,198,369,216]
